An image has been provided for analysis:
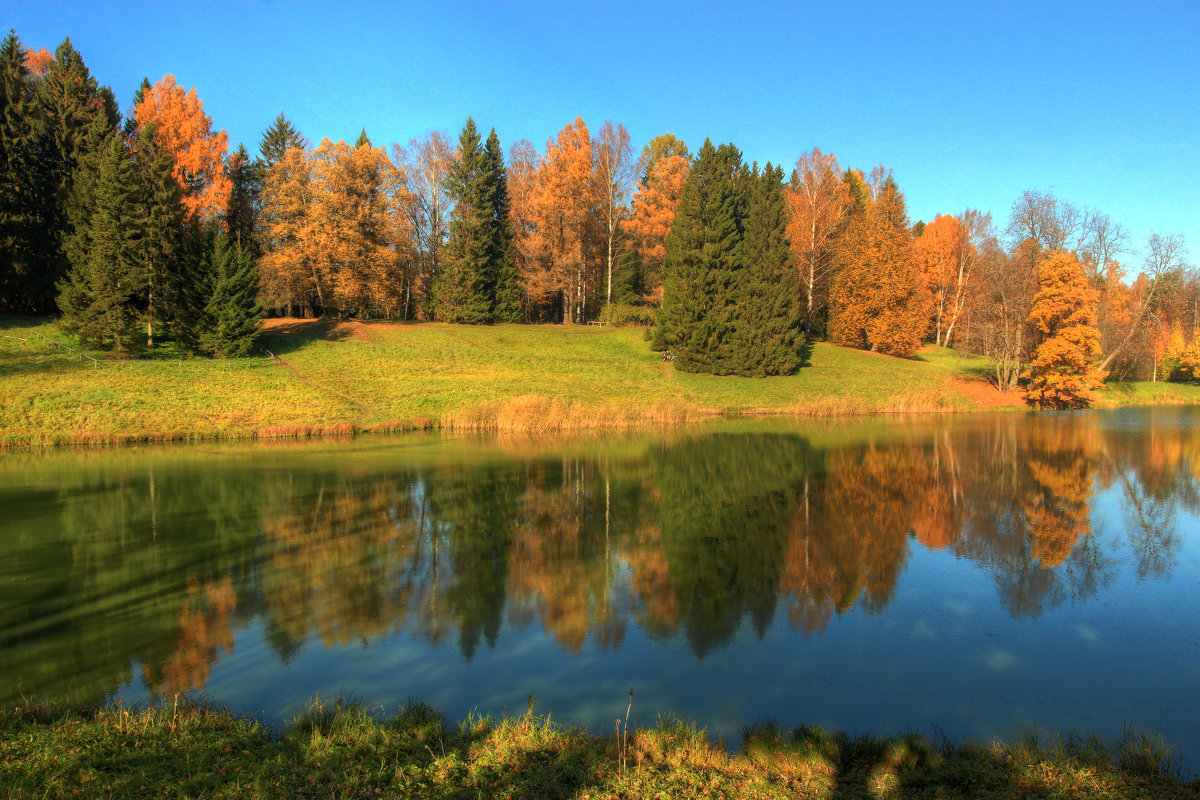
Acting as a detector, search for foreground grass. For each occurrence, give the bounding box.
[3,315,1197,446]
[1,698,1194,800]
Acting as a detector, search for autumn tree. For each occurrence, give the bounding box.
[784,147,847,337]
[1098,233,1189,374]
[308,137,408,317]
[393,130,453,317]
[530,118,596,324]
[623,152,689,304]
[593,120,636,306]
[829,175,930,356]
[968,239,1036,391]
[507,138,543,319]
[133,74,232,224]
[638,132,689,184]
[1023,251,1106,408]
[913,211,990,347]
[258,145,315,315]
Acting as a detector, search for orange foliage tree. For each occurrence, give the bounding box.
[529,118,598,323]
[829,175,930,356]
[133,74,231,224]
[259,146,316,314]
[913,213,969,346]
[1023,251,1106,408]
[784,147,847,336]
[622,153,689,304]
[506,138,543,320]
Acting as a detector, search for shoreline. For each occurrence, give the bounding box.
[4,315,1199,450]
[2,697,1194,799]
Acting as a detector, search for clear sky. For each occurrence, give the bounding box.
[6,0,1198,269]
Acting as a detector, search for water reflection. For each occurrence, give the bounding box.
[1,409,1197,707]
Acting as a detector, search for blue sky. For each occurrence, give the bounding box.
[7,0,1198,268]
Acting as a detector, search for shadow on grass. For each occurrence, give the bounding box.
[260,318,354,356]
[2,700,1195,799]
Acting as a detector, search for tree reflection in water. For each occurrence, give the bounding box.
[2,410,1197,703]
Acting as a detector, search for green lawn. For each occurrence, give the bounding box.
[2,315,1195,446]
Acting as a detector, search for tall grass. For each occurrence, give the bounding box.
[2,698,1194,799]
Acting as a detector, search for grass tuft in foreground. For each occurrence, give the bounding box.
[1,698,1195,799]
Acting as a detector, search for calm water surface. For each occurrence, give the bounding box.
[2,408,1198,763]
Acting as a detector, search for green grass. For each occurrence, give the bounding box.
[2,314,1197,446]
[1,698,1195,799]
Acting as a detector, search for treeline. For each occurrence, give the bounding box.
[2,30,1198,404]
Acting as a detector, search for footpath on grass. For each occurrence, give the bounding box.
[3,315,1199,448]
[1,699,1196,800]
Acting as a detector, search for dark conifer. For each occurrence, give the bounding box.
[201,234,262,357]
[258,113,307,168]
[225,143,261,254]
[132,124,184,348]
[483,128,521,322]
[736,163,803,376]
[433,117,492,323]
[36,37,120,310]
[0,29,53,311]
[57,134,143,350]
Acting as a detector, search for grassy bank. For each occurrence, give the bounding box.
[4,315,1199,447]
[1,698,1194,799]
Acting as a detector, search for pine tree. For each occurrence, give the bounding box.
[201,233,262,357]
[58,134,144,350]
[433,118,492,323]
[258,112,307,168]
[655,139,747,373]
[225,143,261,253]
[484,128,521,322]
[735,163,803,376]
[354,128,370,148]
[132,123,184,348]
[36,37,120,311]
[0,29,52,311]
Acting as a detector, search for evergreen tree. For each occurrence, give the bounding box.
[0,29,52,311]
[225,143,261,254]
[201,233,262,357]
[354,128,370,148]
[736,163,803,376]
[483,128,521,322]
[122,77,149,137]
[655,139,747,373]
[132,123,184,348]
[258,112,307,168]
[170,225,218,352]
[36,37,120,311]
[58,134,144,350]
[432,117,492,323]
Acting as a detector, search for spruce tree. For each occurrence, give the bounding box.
[201,233,262,357]
[258,112,307,168]
[736,163,803,376]
[0,29,52,311]
[354,128,370,148]
[433,118,492,323]
[483,128,522,322]
[58,134,144,350]
[37,37,120,311]
[655,139,747,373]
[132,124,184,348]
[170,225,217,352]
[225,143,261,254]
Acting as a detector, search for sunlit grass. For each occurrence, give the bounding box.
[1,698,1194,799]
[4,314,1196,446]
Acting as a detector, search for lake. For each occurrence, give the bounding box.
[2,407,1198,765]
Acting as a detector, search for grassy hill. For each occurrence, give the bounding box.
[2,315,1197,447]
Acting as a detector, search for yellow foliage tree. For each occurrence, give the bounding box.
[622,153,689,304]
[1023,251,1106,408]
